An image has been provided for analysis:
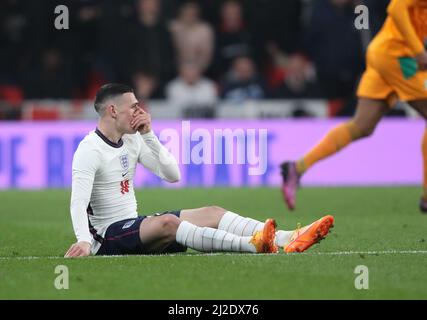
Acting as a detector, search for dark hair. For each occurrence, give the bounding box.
[94,83,134,114]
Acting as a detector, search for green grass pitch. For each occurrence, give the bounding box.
[1,187,427,299]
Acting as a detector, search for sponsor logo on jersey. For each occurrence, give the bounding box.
[120,179,130,194]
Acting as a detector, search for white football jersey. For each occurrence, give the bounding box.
[70,128,180,254]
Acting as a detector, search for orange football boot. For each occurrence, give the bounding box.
[284,215,334,253]
[250,219,279,253]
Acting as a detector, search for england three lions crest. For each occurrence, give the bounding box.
[119,154,129,171]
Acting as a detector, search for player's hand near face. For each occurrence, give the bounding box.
[131,107,152,134]
[415,51,427,70]
[64,241,91,258]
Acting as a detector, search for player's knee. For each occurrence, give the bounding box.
[359,126,375,138]
[207,206,226,216]
[159,214,181,239]
[210,205,226,213]
[352,120,375,138]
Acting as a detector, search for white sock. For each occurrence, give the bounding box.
[176,221,256,253]
[276,230,293,247]
[218,211,294,247]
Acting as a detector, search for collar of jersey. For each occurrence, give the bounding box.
[95,128,124,148]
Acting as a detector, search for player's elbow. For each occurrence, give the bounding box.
[169,173,181,183]
[164,170,181,183]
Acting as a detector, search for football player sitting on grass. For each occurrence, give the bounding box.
[65,84,334,258]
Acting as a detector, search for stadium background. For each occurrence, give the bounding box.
[0,0,423,189]
[1,0,427,300]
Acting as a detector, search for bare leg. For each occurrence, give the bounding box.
[298,97,389,173]
[407,99,427,210]
[180,206,226,228]
[138,214,181,253]
[281,98,389,210]
[351,98,390,139]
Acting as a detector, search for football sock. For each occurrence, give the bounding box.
[296,121,362,175]
[218,211,293,246]
[422,127,427,200]
[176,220,257,253]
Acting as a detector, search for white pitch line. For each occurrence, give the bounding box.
[1,250,427,261]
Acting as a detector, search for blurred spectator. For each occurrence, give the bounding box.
[0,0,32,86]
[213,0,252,79]
[132,71,163,100]
[21,48,76,99]
[120,0,175,89]
[166,62,218,118]
[0,0,391,117]
[245,0,303,67]
[169,1,214,72]
[221,56,265,103]
[67,0,103,96]
[302,0,365,116]
[264,42,317,98]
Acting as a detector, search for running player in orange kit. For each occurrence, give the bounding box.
[281,0,427,212]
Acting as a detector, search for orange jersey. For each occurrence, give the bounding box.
[369,0,427,57]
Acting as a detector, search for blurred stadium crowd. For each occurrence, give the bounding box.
[0,0,392,119]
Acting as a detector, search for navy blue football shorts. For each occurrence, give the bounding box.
[95,210,187,256]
